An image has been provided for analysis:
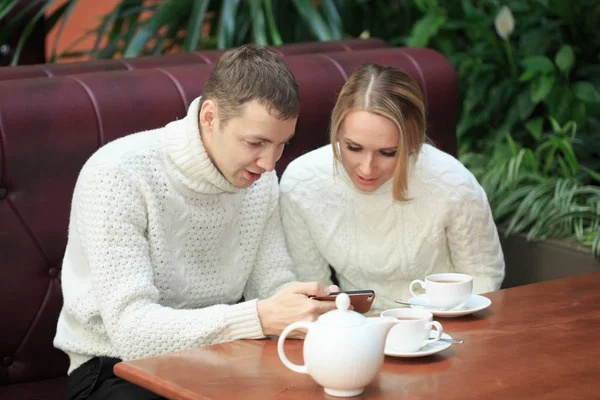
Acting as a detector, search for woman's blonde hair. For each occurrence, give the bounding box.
[330,63,427,201]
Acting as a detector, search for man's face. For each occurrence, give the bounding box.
[200,99,297,188]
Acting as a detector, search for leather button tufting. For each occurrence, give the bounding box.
[0,187,7,199]
[3,356,13,366]
[48,267,58,277]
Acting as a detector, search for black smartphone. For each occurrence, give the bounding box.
[312,290,376,314]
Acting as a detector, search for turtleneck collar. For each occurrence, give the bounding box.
[164,97,240,195]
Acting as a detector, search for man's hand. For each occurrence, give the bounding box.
[257,282,339,338]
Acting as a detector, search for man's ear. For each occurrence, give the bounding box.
[199,99,218,134]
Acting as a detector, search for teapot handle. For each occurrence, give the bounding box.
[277,321,311,374]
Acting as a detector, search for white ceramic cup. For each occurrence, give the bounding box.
[380,308,443,353]
[409,273,473,310]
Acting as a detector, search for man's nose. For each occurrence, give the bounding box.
[256,146,281,172]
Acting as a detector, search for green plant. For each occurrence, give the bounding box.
[0,0,79,65]
[1,0,424,63]
[463,118,600,260]
[409,0,600,158]
[404,0,600,255]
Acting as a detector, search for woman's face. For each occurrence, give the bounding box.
[338,110,399,192]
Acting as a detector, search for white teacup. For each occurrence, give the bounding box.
[380,308,443,353]
[409,273,473,310]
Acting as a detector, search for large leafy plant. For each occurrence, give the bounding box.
[1,0,352,63]
[406,0,599,255]
[1,0,423,63]
[463,118,600,259]
[406,0,600,158]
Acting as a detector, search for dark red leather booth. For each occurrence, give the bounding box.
[0,47,459,399]
[0,38,388,82]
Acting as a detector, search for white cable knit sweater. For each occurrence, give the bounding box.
[280,145,505,313]
[54,97,295,374]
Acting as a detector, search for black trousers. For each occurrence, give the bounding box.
[67,357,166,400]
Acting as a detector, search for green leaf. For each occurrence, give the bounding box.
[519,56,555,81]
[49,0,79,63]
[506,181,555,234]
[551,136,579,175]
[530,74,556,104]
[183,0,210,52]
[557,157,571,178]
[217,0,241,49]
[572,81,600,104]
[407,11,447,47]
[320,0,342,40]
[555,45,575,76]
[461,0,481,20]
[10,0,62,65]
[44,1,69,34]
[517,90,536,120]
[263,0,282,45]
[519,29,552,57]
[571,101,586,126]
[495,185,536,220]
[0,0,19,22]
[124,0,192,57]
[525,118,544,140]
[544,84,574,125]
[506,133,519,157]
[247,0,267,46]
[291,0,333,41]
[0,0,38,47]
[581,165,600,184]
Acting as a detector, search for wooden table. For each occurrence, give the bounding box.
[114,272,600,399]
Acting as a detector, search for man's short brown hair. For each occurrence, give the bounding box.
[200,44,300,126]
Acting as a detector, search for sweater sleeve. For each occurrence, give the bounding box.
[279,179,334,287]
[74,165,265,361]
[243,175,297,300]
[445,173,505,294]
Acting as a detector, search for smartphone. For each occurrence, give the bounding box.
[312,290,376,314]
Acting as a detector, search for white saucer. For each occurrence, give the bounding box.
[384,333,453,358]
[407,294,492,317]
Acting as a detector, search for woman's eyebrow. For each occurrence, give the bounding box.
[345,137,396,152]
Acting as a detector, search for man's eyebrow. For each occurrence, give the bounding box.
[249,132,295,144]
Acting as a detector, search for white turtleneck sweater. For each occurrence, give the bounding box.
[54,97,295,374]
[280,145,505,313]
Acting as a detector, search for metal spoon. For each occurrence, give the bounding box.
[437,337,464,344]
[395,300,470,312]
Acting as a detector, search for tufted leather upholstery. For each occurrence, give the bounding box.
[0,38,388,82]
[0,46,458,399]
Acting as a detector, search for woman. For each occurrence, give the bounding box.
[280,63,505,312]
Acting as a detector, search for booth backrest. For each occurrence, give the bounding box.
[0,47,459,386]
[0,38,388,82]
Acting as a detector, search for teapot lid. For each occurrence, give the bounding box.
[317,292,367,327]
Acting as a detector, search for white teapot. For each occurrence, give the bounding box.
[277,293,397,397]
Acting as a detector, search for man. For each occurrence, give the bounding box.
[55,45,337,400]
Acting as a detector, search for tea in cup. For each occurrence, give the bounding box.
[409,273,473,310]
[380,308,443,353]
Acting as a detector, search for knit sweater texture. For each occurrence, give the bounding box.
[54,97,295,374]
[280,145,505,313]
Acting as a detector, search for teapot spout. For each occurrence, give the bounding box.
[367,316,397,337]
